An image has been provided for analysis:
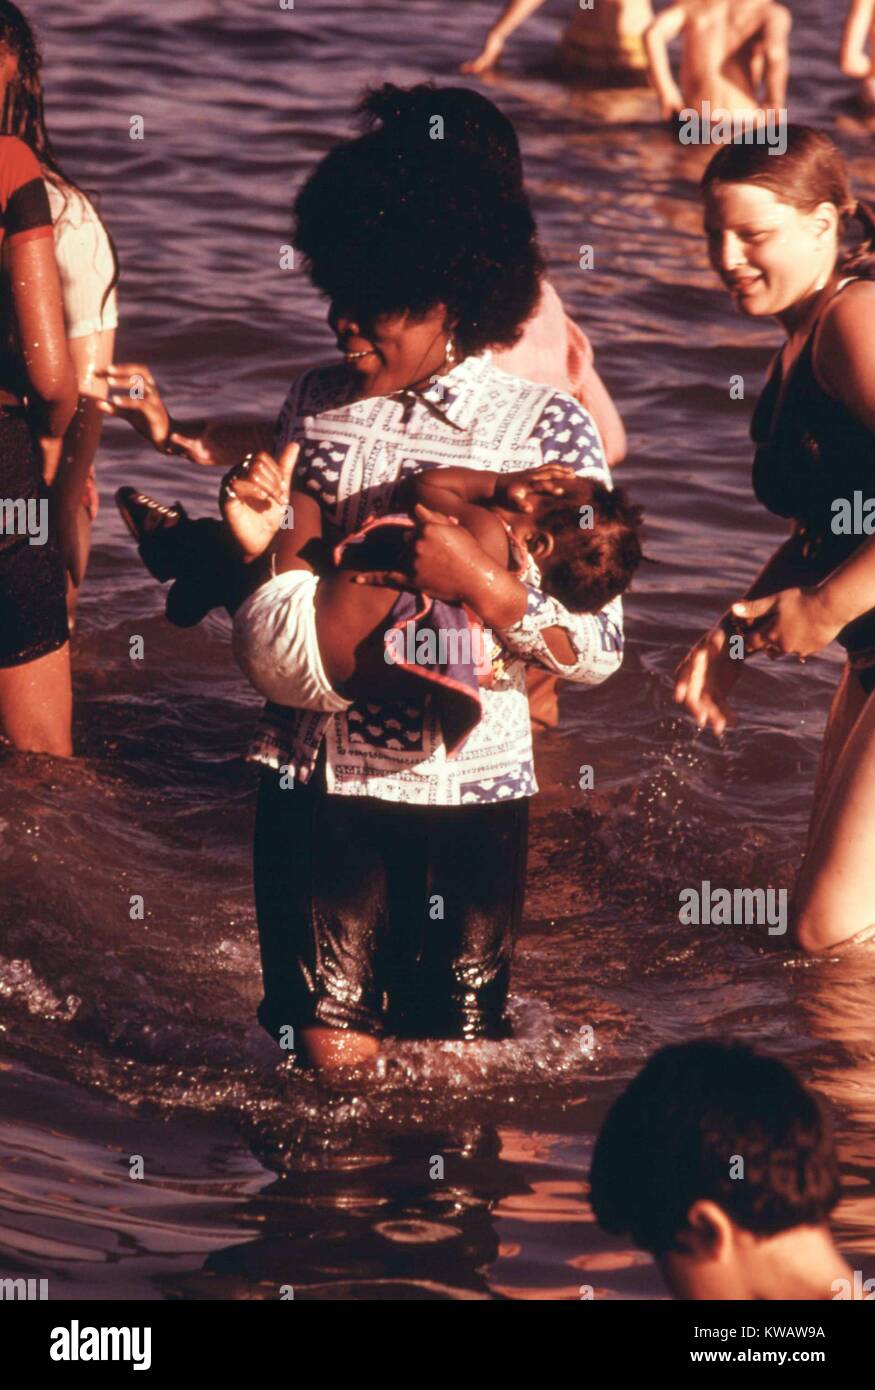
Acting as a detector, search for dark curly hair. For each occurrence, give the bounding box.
[292,83,544,355]
[537,478,643,613]
[589,1041,842,1256]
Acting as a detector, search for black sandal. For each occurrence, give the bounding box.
[115,487,190,583]
[115,487,236,628]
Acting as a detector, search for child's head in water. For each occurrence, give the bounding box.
[589,1041,851,1301]
[503,477,643,613]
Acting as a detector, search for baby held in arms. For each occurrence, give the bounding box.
[116,455,642,747]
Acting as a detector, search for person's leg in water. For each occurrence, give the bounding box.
[0,498,73,755]
[0,643,73,756]
[802,663,869,856]
[253,764,384,1069]
[381,797,527,1042]
[791,664,875,953]
[252,762,527,1070]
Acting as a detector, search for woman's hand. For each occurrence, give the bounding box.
[354,504,492,603]
[496,464,576,513]
[673,623,744,736]
[220,443,299,561]
[730,586,842,660]
[91,362,172,448]
[660,89,684,121]
[90,364,216,465]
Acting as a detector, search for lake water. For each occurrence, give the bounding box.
[1,0,874,1300]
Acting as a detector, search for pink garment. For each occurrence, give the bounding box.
[493,280,626,466]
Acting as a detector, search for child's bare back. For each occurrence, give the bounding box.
[646,0,791,120]
[683,0,787,109]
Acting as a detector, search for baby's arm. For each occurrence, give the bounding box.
[401,463,574,559]
[762,4,792,107]
[644,3,688,119]
[399,468,512,566]
[841,0,875,78]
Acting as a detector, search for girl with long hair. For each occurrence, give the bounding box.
[0,127,76,750]
[0,2,118,620]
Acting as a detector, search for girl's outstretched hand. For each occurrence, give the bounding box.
[91,363,172,447]
[90,364,215,465]
[220,442,299,561]
[730,587,841,660]
[674,584,839,735]
[673,623,742,737]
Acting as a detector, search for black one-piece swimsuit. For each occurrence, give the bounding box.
[751,279,875,692]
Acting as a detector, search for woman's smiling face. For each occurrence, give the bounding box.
[703,181,839,319]
[328,302,452,398]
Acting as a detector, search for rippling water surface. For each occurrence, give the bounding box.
[2,0,875,1300]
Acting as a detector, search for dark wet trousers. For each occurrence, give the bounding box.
[253,764,529,1042]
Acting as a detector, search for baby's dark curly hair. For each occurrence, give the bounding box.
[536,479,644,613]
[292,83,545,355]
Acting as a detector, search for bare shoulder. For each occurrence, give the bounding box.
[820,280,875,345]
[646,2,688,38]
[765,4,792,36]
[815,281,875,395]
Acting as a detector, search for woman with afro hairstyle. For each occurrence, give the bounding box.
[98,84,627,1070]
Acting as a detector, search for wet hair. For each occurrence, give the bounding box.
[536,478,643,612]
[589,1041,842,1257]
[701,124,875,278]
[292,83,544,354]
[0,1,119,314]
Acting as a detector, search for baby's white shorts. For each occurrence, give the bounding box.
[232,570,352,712]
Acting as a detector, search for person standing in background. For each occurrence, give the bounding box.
[841,0,875,109]
[0,2,118,623]
[0,132,76,752]
[644,0,791,123]
[462,0,655,86]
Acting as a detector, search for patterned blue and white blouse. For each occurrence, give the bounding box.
[248,351,624,805]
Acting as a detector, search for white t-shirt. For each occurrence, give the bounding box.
[46,179,118,340]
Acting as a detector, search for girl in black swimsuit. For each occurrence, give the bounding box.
[675,125,875,956]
